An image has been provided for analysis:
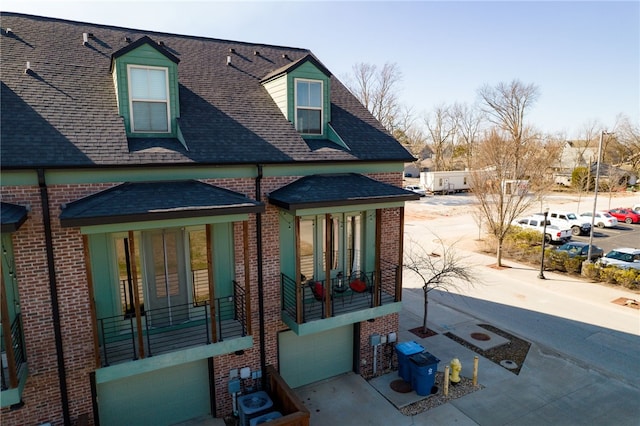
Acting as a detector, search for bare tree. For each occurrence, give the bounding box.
[403,238,474,334]
[613,114,640,173]
[345,62,402,134]
[478,80,540,178]
[469,130,559,267]
[452,102,484,170]
[425,104,457,171]
[393,105,427,157]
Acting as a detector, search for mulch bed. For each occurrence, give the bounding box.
[444,324,530,375]
[409,326,439,338]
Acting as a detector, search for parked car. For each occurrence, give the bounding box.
[579,211,618,228]
[553,242,603,261]
[511,216,572,243]
[404,185,426,197]
[632,204,640,214]
[607,208,640,224]
[544,211,591,236]
[597,248,640,270]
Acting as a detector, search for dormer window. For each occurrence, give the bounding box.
[295,79,322,135]
[128,65,170,133]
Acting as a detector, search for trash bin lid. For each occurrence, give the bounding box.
[395,341,424,356]
[409,351,440,366]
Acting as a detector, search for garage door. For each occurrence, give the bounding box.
[97,360,210,425]
[279,325,354,388]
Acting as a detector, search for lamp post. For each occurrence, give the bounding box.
[586,131,611,263]
[538,208,549,279]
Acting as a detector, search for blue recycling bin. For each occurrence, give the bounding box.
[410,351,440,396]
[395,341,424,382]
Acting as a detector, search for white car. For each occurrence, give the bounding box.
[579,211,618,228]
[404,185,426,197]
[597,248,640,270]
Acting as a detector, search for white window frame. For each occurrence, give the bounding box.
[127,65,171,133]
[294,78,323,135]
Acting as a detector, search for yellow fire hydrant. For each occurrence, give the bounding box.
[449,358,462,385]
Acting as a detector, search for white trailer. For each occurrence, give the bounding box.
[420,170,471,194]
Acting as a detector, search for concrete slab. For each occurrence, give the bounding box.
[369,372,433,408]
[447,323,510,350]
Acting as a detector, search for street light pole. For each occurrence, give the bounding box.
[586,130,610,262]
[538,208,549,280]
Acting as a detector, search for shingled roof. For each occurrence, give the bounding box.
[1,13,415,169]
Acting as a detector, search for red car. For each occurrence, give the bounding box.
[608,208,640,224]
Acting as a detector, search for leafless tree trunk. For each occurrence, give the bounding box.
[404,238,474,334]
[469,130,559,266]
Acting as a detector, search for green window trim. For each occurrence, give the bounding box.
[127,65,171,134]
[295,78,323,135]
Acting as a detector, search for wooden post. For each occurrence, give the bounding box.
[83,235,101,369]
[443,365,450,396]
[128,231,145,359]
[473,356,479,386]
[294,216,303,324]
[206,224,217,343]
[243,221,252,335]
[396,207,405,302]
[324,214,331,317]
[0,273,18,388]
[374,210,382,306]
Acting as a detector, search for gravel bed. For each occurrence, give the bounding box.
[399,373,483,416]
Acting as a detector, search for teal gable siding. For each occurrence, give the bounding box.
[287,62,331,137]
[112,43,180,138]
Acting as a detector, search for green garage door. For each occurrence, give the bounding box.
[279,325,354,388]
[97,360,210,426]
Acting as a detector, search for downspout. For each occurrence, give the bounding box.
[38,169,71,426]
[255,164,267,389]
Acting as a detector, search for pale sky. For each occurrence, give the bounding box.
[3,0,639,139]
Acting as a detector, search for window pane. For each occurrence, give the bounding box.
[130,68,167,100]
[309,82,321,107]
[297,109,321,134]
[132,101,168,132]
[297,81,309,106]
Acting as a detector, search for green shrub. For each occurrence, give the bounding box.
[581,262,600,281]
[564,257,583,274]
[549,251,569,272]
[599,266,619,285]
[614,269,640,290]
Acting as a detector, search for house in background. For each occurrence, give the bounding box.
[0,13,417,425]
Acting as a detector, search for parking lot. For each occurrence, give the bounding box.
[403,186,640,257]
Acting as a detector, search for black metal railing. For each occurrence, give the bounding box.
[97,284,246,367]
[281,265,399,324]
[1,314,26,391]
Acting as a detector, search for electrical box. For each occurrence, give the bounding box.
[388,332,397,343]
[369,333,381,346]
[380,334,388,344]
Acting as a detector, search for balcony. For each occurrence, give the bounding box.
[96,282,248,368]
[281,262,400,329]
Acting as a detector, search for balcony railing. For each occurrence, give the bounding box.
[1,314,26,391]
[281,262,400,324]
[97,283,247,367]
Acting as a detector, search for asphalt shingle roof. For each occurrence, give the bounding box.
[1,202,29,232]
[1,13,415,169]
[267,173,419,212]
[59,180,265,227]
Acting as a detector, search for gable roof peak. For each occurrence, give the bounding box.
[261,53,331,83]
[111,34,180,65]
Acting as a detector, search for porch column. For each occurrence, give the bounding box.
[396,206,405,302]
[324,213,332,318]
[82,235,101,369]
[206,224,217,342]
[0,274,18,388]
[294,216,303,324]
[243,221,252,335]
[128,231,145,359]
[374,210,382,307]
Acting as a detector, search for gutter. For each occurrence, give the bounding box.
[38,169,71,426]
[255,164,267,389]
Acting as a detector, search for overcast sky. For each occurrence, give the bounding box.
[3,0,639,139]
